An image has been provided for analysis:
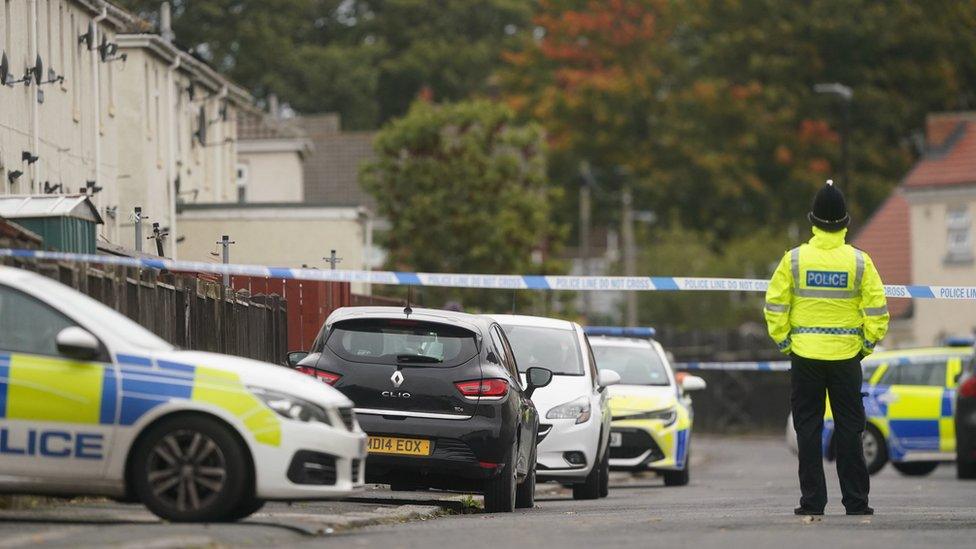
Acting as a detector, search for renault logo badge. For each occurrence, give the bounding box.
[391,370,404,388]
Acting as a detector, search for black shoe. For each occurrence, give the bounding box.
[794,507,824,516]
[846,507,874,516]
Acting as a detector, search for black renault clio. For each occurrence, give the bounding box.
[288,306,552,512]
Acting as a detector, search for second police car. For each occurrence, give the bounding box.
[585,327,706,486]
[821,342,975,476]
[0,266,367,522]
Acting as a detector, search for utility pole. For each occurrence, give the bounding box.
[134,207,144,253]
[621,177,637,327]
[217,235,235,287]
[324,249,343,270]
[579,162,595,319]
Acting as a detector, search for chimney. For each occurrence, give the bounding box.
[160,2,175,43]
[268,94,280,119]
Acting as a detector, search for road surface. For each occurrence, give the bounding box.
[1,436,973,548]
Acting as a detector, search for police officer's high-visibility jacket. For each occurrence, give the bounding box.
[764,227,889,360]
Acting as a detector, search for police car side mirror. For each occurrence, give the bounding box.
[56,327,100,361]
[598,369,621,388]
[681,375,707,392]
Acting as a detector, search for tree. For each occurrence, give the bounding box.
[504,0,976,241]
[116,0,533,129]
[361,100,560,310]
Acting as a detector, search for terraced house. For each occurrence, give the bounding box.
[856,112,976,346]
[0,1,251,257]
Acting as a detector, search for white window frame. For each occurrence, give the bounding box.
[945,205,973,264]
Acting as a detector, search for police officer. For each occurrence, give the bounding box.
[765,180,889,516]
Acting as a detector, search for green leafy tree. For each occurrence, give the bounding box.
[116,0,532,129]
[504,0,976,241]
[362,100,560,310]
[632,225,796,330]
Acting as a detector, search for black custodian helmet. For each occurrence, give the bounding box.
[808,179,849,232]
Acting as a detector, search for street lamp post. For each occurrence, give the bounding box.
[578,162,596,319]
[814,82,854,211]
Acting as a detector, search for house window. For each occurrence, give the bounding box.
[236,163,249,203]
[945,205,973,264]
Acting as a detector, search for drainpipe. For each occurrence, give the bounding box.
[91,5,108,234]
[166,53,181,259]
[28,0,39,193]
[214,85,228,202]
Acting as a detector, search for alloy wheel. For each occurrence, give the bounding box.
[861,430,879,466]
[146,430,228,512]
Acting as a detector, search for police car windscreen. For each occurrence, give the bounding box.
[592,345,669,386]
[501,325,583,375]
[326,318,478,367]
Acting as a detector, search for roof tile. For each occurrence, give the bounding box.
[903,113,976,190]
[853,192,911,318]
[298,115,376,207]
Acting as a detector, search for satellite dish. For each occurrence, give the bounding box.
[33,55,43,86]
[98,35,119,62]
[0,52,8,86]
[195,106,207,145]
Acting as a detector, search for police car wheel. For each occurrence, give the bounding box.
[862,424,888,475]
[132,415,249,523]
[663,461,690,487]
[891,461,939,477]
[957,456,976,480]
[227,497,266,521]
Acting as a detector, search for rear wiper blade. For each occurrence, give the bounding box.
[396,354,443,363]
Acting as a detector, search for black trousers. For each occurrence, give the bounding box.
[790,353,870,511]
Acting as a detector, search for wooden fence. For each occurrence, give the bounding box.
[2,254,288,364]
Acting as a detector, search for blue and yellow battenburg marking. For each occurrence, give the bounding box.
[0,352,280,447]
[674,429,689,468]
[824,350,967,460]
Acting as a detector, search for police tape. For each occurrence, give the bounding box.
[676,361,791,372]
[2,247,976,300]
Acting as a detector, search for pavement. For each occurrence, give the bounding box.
[1,436,974,547]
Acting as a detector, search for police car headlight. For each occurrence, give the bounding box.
[625,407,677,426]
[251,387,332,426]
[547,397,591,424]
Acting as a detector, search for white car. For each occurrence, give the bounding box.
[490,315,619,500]
[0,266,366,522]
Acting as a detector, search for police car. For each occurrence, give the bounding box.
[0,266,366,522]
[586,327,706,486]
[821,342,975,476]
